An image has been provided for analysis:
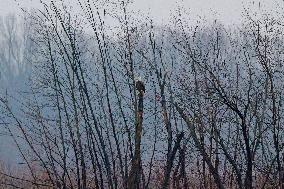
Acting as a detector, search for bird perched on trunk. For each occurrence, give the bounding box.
[135,77,145,115]
[135,77,145,95]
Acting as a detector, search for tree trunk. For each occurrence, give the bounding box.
[128,91,144,189]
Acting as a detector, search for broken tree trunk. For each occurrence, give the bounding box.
[127,90,144,189]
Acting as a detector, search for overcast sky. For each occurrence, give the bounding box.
[0,0,282,25]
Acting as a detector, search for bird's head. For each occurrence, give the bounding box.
[134,76,142,82]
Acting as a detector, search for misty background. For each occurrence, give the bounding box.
[0,0,284,188]
[0,0,280,168]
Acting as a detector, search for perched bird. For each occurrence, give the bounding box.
[135,77,145,95]
[135,77,145,114]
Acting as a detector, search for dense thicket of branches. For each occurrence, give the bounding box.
[1,1,284,189]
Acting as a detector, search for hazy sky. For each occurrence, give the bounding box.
[0,0,282,25]
[0,0,282,27]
